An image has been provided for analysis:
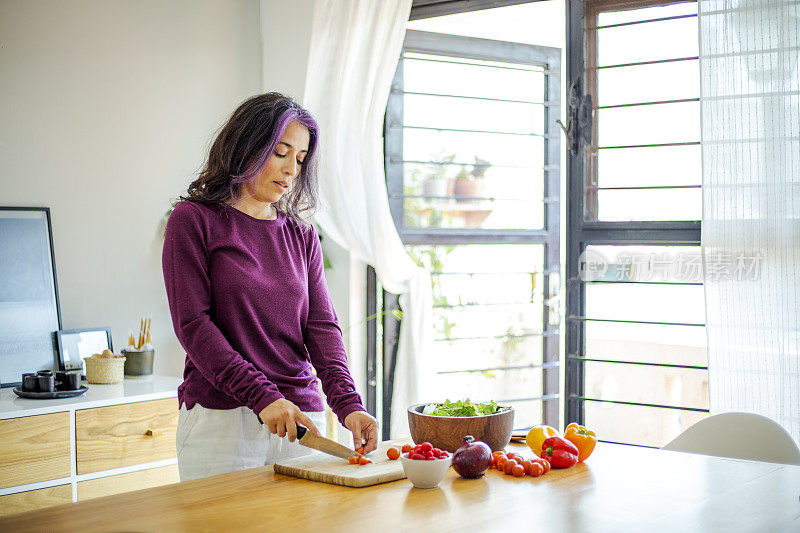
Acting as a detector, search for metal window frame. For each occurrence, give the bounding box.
[388,30,561,244]
[364,263,404,435]
[379,29,562,435]
[365,265,378,416]
[410,0,545,21]
[565,0,704,429]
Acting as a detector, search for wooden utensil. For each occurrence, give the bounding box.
[273,439,408,488]
[510,433,527,443]
[407,403,514,452]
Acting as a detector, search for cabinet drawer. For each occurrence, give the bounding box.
[77,464,179,501]
[0,413,71,489]
[0,484,72,517]
[76,398,178,474]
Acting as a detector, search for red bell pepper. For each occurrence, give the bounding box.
[541,436,579,468]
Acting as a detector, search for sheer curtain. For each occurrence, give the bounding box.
[301,0,435,438]
[699,0,800,442]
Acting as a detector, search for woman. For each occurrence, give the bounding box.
[163,92,378,481]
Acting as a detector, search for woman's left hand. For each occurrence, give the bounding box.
[344,410,379,454]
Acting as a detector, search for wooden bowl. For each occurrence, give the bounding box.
[407,403,514,452]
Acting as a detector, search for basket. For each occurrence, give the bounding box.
[84,356,126,384]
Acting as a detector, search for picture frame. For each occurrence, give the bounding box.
[55,327,113,373]
[0,207,62,387]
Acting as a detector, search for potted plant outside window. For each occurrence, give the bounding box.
[452,157,491,203]
[422,153,455,199]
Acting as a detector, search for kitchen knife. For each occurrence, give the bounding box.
[296,425,363,460]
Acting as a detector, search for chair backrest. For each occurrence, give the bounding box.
[662,412,800,465]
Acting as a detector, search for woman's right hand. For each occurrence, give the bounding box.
[259,398,322,442]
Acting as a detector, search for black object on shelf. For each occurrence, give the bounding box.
[12,385,88,400]
[16,369,83,397]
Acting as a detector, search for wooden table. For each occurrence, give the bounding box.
[1,441,798,532]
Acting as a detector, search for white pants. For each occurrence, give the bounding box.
[176,404,326,482]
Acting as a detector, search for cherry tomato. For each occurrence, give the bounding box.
[358,456,370,465]
[535,458,551,475]
[508,453,524,463]
[387,447,400,460]
[348,456,359,464]
[512,464,525,477]
[496,457,508,469]
[492,451,505,458]
[503,459,518,475]
[528,462,544,477]
[521,460,533,471]
[356,447,364,455]
[401,444,413,454]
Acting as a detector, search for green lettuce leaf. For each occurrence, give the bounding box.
[427,399,506,417]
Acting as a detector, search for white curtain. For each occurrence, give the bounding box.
[699,0,800,443]
[301,0,435,438]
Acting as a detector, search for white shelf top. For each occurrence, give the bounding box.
[0,375,182,420]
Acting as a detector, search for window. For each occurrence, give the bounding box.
[566,0,708,446]
[381,27,561,435]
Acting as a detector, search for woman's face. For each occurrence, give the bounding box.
[244,120,310,204]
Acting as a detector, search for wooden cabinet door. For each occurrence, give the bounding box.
[0,413,70,489]
[76,398,178,475]
[0,484,72,516]
[77,464,179,501]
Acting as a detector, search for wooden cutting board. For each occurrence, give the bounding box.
[273,438,410,488]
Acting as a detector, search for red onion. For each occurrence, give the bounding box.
[452,435,493,478]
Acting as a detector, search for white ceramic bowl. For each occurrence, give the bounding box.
[399,452,452,489]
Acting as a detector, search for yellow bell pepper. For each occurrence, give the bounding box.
[564,422,597,462]
[525,425,560,455]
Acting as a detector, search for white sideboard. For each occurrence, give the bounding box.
[0,375,182,516]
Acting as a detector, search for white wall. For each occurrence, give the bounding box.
[0,0,366,399]
[260,0,369,403]
[0,0,262,376]
[260,0,315,102]
[320,233,368,406]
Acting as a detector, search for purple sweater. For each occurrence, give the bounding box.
[162,201,364,425]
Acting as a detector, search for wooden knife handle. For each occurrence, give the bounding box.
[295,424,307,439]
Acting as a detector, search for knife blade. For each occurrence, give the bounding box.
[296,425,362,460]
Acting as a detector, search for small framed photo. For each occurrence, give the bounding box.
[55,327,113,372]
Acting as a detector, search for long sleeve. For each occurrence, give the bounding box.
[303,227,366,425]
[162,202,283,415]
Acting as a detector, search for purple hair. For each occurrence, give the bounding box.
[182,93,320,224]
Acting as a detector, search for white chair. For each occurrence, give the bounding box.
[662,412,800,465]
